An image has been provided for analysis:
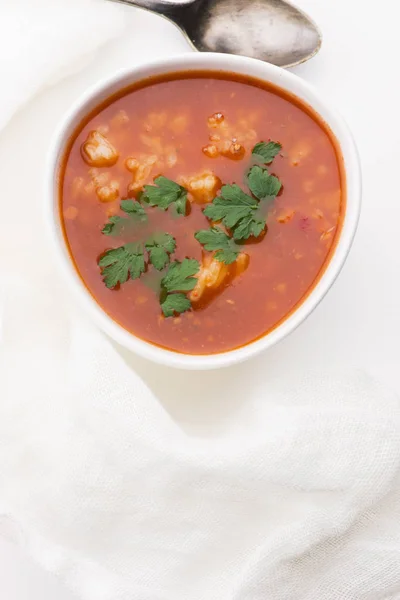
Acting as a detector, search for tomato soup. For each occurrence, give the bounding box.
[60,73,344,354]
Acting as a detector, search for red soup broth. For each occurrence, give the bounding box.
[60,73,345,355]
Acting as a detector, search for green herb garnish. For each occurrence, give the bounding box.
[203,184,265,241]
[120,199,147,218]
[145,232,176,271]
[99,231,177,287]
[252,141,282,164]
[142,176,188,215]
[247,165,282,201]
[99,242,145,288]
[195,226,240,264]
[160,258,200,317]
[102,199,147,236]
[202,141,282,244]
[160,293,192,318]
[161,259,200,292]
[97,139,284,314]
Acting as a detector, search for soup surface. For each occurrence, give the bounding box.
[60,73,344,354]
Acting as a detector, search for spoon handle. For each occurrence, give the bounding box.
[110,0,187,18]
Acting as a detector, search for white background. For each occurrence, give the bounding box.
[1,0,399,597]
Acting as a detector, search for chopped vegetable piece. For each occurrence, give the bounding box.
[145,233,176,271]
[195,226,240,264]
[142,176,188,215]
[252,141,281,164]
[277,209,295,224]
[102,199,147,236]
[98,242,145,288]
[190,252,249,303]
[96,180,120,203]
[81,130,119,167]
[179,170,222,204]
[202,144,219,158]
[220,141,245,160]
[190,255,230,303]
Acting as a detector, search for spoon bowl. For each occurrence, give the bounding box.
[112,0,322,68]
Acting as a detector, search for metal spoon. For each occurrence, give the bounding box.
[111,0,322,68]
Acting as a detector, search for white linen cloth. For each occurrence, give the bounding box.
[1,1,400,599]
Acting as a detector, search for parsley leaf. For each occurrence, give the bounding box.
[145,232,176,271]
[120,199,147,218]
[231,215,265,240]
[161,258,200,293]
[102,216,124,236]
[252,141,282,164]
[203,185,256,225]
[195,226,239,264]
[247,165,282,201]
[203,184,265,241]
[98,242,145,288]
[161,293,192,318]
[160,258,200,317]
[102,199,147,236]
[142,176,188,215]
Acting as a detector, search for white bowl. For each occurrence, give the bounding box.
[46,53,361,370]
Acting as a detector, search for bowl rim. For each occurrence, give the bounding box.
[45,52,362,370]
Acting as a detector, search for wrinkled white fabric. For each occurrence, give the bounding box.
[1,2,400,600]
[0,0,124,131]
[2,280,400,600]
